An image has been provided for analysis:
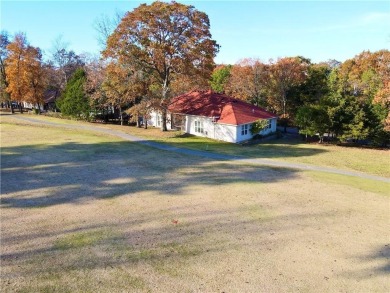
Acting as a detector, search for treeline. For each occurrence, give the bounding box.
[211,52,389,145]
[0,31,85,114]
[0,1,389,145]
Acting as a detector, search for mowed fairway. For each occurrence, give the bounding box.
[1,115,389,292]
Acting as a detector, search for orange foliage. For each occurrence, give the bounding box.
[5,33,46,105]
[225,58,269,104]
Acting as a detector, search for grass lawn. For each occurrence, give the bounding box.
[1,114,389,292]
[7,113,389,177]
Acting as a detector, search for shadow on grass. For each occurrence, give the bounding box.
[346,245,390,279]
[155,133,328,160]
[1,140,299,208]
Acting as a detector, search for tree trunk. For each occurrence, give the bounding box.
[119,106,123,126]
[19,103,23,114]
[282,93,287,133]
[10,102,14,114]
[144,119,148,129]
[161,78,169,131]
[161,108,168,131]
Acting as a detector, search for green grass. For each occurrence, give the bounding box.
[3,113,388,177]
[53,230,109,250]
[307,171,390,197]
[153,135,390,177]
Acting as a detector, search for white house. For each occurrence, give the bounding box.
[149,90,278,143]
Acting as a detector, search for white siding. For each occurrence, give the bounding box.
[22,102,44,111]
[236,123,252,143]
[148,111,172,129]
[213,123,238,143]
[236,118,278,143]
[185,115,238,143]
[149,111,277,144]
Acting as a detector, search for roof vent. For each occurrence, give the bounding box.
[252,109,255,113]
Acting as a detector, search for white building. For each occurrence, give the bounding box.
[149,90,278,143]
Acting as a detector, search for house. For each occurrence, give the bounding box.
[149,90,278,143]
[20,89,59,112]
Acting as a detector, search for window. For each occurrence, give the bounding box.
[156,114,162,126]
[195,120,203,133]
[267,120,272,129]
[241,124,249,135]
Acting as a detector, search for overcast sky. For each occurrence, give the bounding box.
[2,0,389,64]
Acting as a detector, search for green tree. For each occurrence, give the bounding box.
[56,68,90,119]
[295,105,330,142]
[104,1,219,131]
[288,63,330,112]
[295,105,317,140]
[250,119,269,135]
[210,65,231,93]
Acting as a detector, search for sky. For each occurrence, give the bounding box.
[1,0,389,64]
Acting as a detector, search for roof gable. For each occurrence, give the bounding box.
[168,90,277,125]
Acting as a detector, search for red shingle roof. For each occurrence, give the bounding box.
[168,90,277,125]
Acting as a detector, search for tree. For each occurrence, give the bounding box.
[295,105,316,140]
[94,11,123,49]
[0,31,10,106]
[373,81,390,132]
[104,1,219,131]
[288,63,331,111]
[225,59,269,107]
[250,119,269,135]
[210,65,231,93]
[267,57,308,117]
[295,105,330,142]
[85,57,109,118]
[50,36,84,91]
[56,68,90,119]
[101,61,141,125]
[23,46,47,111]
[5,33,28,111]
[6,33,47,113]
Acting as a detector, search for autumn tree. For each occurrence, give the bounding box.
[104,1,219,131]
[373,81,390,132]
[323,50,390,144]
[267,57,308,117]
[0,31,10,106]
[23,46,47,111]
[5,33,28,112]
[225,58,269,107]
[85,57,109,119]
[101,61,141,125]
[5,33,46,113]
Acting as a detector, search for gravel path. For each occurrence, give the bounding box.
[11,115,390,183]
